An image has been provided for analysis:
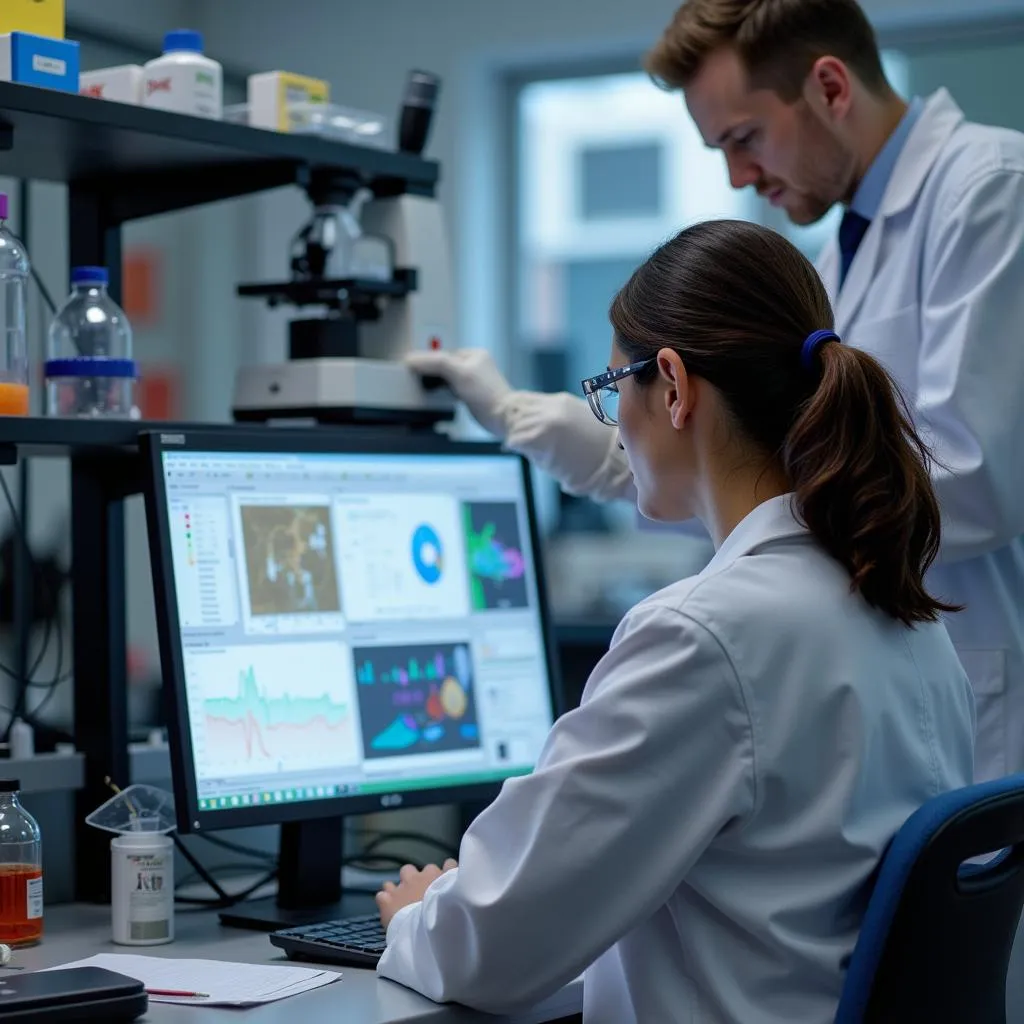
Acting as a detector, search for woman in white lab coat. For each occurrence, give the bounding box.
[375,220,975,1024]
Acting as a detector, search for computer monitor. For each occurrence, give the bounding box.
[142,428,561,929]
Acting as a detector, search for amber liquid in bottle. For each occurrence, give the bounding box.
[0,863,43,946]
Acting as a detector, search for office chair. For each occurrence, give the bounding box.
[834,772,1024,1023]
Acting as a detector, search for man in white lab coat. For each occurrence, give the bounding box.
[410,0,1024,785]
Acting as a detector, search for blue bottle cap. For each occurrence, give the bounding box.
[44,358,138,380]
[163,29,203,53]
[71,266,108,286]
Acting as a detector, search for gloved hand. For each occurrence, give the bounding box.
[405,348,513,439]
[405,348,635,503]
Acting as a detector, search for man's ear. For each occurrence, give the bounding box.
[806,55,853,121]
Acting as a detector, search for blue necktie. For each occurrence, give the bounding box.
[838,209,871,286]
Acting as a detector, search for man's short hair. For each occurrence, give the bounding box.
[645,0,890,102]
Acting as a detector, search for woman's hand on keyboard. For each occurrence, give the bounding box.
[376,859,458,931]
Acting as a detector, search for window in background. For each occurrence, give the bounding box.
[513,53,908,622]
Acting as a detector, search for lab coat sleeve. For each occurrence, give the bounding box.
[918,166,1024,562]
[376,601,755,1013]
[499,389,638,503]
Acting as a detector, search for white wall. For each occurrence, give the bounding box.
[65,0,192,46]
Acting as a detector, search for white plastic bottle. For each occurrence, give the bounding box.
[142,30,222,119]
[111,831,174,945]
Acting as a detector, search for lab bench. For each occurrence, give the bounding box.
[15,904,584,1023]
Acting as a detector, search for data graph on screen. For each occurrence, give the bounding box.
[184,642,360,779]
[353,642,481,760]
[462,502,529,610]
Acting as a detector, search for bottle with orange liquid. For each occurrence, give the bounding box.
[0,195,29,416]
[0,780,42,947]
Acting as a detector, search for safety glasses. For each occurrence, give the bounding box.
[580,359,654,426]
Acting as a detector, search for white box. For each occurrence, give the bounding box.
[248,70,329,132]
[80,64,142,104]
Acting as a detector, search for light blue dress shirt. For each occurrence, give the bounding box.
[850,96,924,219]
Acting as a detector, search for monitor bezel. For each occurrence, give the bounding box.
[142,427,564,835]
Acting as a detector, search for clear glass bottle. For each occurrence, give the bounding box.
[0,194,30,416]
[45,266,138,419]
[0,780,42,947]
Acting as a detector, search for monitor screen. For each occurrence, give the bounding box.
[144,431,559,832]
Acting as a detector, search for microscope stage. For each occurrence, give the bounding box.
[232,358,456,425]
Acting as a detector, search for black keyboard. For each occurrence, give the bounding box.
[269,914,387,968]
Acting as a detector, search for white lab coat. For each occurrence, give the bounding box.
[378,495,975,1023]
[816,89,1024,783]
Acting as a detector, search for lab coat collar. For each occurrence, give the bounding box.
[700,493,808,577]
[879,88,964,218]
[835,88,964,329]
[849,96,924,221]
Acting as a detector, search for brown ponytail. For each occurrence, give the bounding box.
[609,219,956,625]
[785,342,958,625]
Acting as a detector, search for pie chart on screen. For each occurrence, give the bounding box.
[412,524,443,584]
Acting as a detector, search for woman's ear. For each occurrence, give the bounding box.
[657,348,690,430]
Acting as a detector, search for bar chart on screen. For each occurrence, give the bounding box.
[183,642,361,779]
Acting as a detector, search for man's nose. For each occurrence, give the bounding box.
[726,153,761,190]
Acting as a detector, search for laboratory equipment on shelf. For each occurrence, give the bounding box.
[0,193,29,416]
[231,68,455,426]
[0,780,42,947]
[45,266,139,419]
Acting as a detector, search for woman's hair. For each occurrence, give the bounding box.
[609,219,956,626]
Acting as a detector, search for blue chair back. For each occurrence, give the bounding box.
[835,773,1024,1024]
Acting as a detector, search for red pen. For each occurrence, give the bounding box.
[145,989,210,998]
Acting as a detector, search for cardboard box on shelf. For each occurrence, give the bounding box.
[0,32,79,92]
[80,65,143,104]
[248,71,329,131]
[0,0,64,40]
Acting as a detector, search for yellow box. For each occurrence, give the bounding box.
[248,71,329,132]
[0,0,64,40]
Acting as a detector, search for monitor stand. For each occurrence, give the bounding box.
[218,815,378,931]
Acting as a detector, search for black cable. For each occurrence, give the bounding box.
[0,469,69,736]
[174,868,278,907]
[357,829,459,861]
[29,265,57,316]
[171,835,231,904]
[0,472,45,735]
[176,863,260,889]
[343,853,424,871]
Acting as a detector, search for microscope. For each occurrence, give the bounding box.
[232,71,457,427]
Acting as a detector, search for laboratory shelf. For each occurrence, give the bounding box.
[0,80,438,220]
[0,415,406,458]
[0,80,440,905]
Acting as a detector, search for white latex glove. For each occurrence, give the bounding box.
[405,348,513,439]
[405,349,635,504]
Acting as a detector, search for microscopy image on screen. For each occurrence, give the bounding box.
[238,504,340,616]
[353,642,480,760]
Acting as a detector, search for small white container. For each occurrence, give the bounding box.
[111,831,174,945]
[80,64,143,105]
[247,70,329,132]
[142,29,221,119]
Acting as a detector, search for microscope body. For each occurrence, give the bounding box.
[232,193,456,426]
